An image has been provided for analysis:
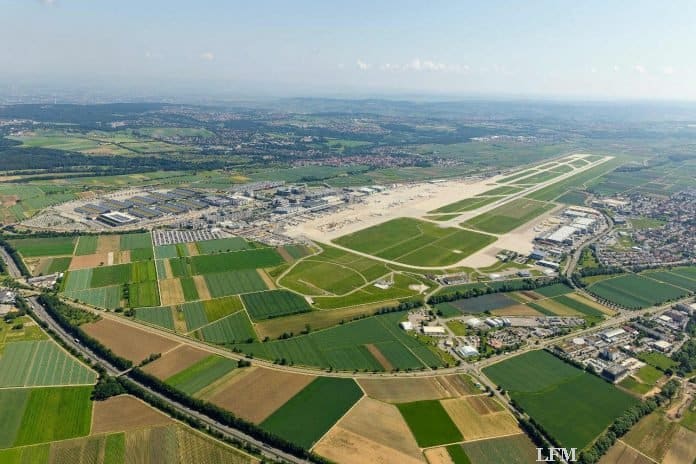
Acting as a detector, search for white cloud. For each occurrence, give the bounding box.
[662,66,674,75]
[590,67,598,74]
[356,59,370,70]
[38,0,57,5]
[634,64,646,74]
[613,65,620,72]
[200,52,215,61]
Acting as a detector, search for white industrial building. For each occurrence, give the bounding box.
[601,328,627,342]
[458,346,479,357]
[422,326,446,335]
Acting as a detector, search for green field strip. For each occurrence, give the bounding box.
[165,355,237,395]
[135,306,175,330]
[119,232,152,250]
[62,285,122,310]
[154,244,179,260]
[588,273,688,309]
[198,310,257,344]
[0,389,31,448]
[103,433,125,464]
[45,257,72,274]
[260,377,364,449]
[62,268,93,292]
[0,443,50,463]
[155,259,167,279]
[9,236,76,258]
[187,248,284,274]
[74,236,98,255]
[180,277,199,301]
[14,386,93,447]
[533,283,574,298]
[128,280,160,308]
[203,269,268,297]
[241,290,311,320]
[461,198,556,234]
[129,247,154,261]
[196,237,250,254]
[181,302,208,331]
[641,270,696,292]
[397,400,463,447]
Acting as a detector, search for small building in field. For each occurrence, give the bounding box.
[400,321,413,331]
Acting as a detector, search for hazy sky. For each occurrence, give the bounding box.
[2,0,695,99]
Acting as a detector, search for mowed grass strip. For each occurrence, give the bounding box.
[261,377,363,449]
[14,386,93,446]
[198,311,257,344]
[462,198,556,234]
[429,196,504,214]
[242,290,311,320]
[9,236,75,257]
[397,400,463,447]
[165,355,237,395]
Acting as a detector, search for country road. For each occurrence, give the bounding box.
[28,296,308,464]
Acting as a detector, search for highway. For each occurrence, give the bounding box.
[27,296,309,464]
[0,245,23,279]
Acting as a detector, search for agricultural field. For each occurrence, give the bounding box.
[196,237,251,254]
[637,352,678,371]
[311,272,425,310]
[203,367,316,423]
[397,400,463,447]
[82,318,178,363]
[359,374,479,403]
[436,293,519,314]
[135,306,175,330]
[203,270,268,297]
[484,350,637,450]
[197,310,257,344]
[333,217,496,267]
[314,397,424,464]
[241,290,311,320]
[9,236,76,257]
[230,311,444,371]
[460,434,539,464]
[165,355,237,395]
[623,412,679,462]
[641,269,696,292]
[441,396,519,441]
[588,274,690,309]
[0,339,96,387]
[11,386,93,447]
[461,198,556,234]
[260,377,363,448]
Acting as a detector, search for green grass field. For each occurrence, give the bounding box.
[446,445,472,464]
[183,248,282,274]
[333,217,496,267]
[196,237,250,254]
[74,236,98,255]
[203,270,268,297]
[397,400,463,447]
[89,261,157,288]
[461,434,538,464]
[429,196,504,214]
[43,256,72,274]
[9,236,75,257]
[462,198,556,234]
[135,306,174,330]
[165,355,237,395]
[0,340,96,387]
[241,290,311,320]
[180,277,199,301]
[589,274,689,309]
[128,280,160,307]
[63,285,122,310]
[280,244,390,296]
[198,311,257,344]
[261,377,363,448]
[484,350,637,449]
[637,352,678,371]
[154,245,179,259]
[231,311,442,371]
[0,389,30,448]
[119,232,152,250]
[642,270,696,291]
[14,386,93,446]
[534,283,573,297]
[551,295,605,322]
[0,444,49,463]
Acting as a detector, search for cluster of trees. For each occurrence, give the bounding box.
[126,368,330,463]
[579,379,679,464]
[37,294,133,371]
[672,337,696,377]
[428,277,566,305]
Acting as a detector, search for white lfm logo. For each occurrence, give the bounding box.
[537,447,578,462]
